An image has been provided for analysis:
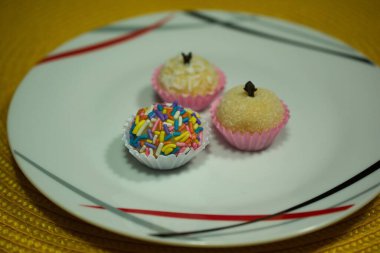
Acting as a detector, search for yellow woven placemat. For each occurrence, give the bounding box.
[1,1,379,252]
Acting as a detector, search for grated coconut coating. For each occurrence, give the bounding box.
[159,54,219,96]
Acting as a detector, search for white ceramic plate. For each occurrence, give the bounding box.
[7,10,380,247]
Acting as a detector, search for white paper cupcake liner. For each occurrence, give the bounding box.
[122,116,210,170]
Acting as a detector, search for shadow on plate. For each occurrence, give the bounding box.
[105,136,208,182]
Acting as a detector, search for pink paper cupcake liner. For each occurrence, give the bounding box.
[151,66,226,111]
[210,98,290,151]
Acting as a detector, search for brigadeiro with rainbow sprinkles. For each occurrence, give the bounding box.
[123,101,209,170]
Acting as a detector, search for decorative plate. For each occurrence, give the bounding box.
[7,10,380,247]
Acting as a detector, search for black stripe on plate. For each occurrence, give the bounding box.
[185,11,374,66]
[151,160,380,237]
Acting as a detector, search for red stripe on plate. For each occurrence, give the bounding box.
[82,204,353,221]
[38,14,173,64]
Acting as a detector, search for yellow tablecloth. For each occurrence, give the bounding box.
[1,1,379,252]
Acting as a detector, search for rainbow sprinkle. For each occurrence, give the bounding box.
[129,102,204,157]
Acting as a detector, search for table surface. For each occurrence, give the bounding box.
[0,1,379,252]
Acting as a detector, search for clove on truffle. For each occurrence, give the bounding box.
[244,81,257,97]
[181,52,192,64]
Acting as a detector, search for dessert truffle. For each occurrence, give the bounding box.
[152,52,225,111]
[211,81,289,151]
[123,101,209,169]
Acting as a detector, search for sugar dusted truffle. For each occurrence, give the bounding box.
[211,81,289,151]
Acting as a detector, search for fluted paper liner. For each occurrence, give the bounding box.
[210,98,290,151]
